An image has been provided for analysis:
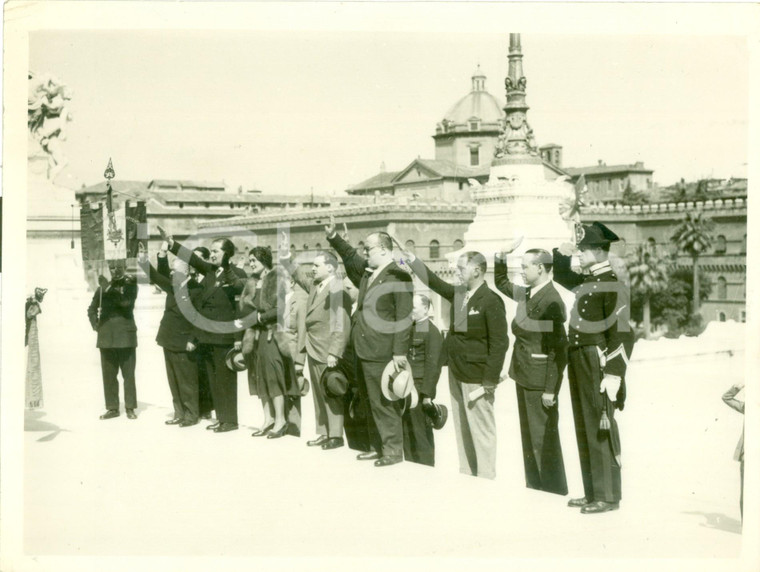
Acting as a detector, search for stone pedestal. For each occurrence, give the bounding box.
[456,160,574,280]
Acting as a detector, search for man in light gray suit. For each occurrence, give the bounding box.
[279,238,352,450]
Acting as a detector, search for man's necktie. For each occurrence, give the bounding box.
[461,291,470,312]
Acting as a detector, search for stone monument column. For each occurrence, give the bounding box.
[459,34,576,271]
[27,72,90,398]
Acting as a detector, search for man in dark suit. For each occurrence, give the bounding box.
[87,259,139,420]
[339,275,372,453]
[138,242,204,427]
[553,222,633,514]
[187,246,214,420]
[162,229,248,433]
[326,217,414,467]
[404,293,444,467]
[495,246,568,495]
[279,242,352,450]
[401,245,508,479]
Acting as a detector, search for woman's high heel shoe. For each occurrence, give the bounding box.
[251,423,274,437]
[266,424,288,439]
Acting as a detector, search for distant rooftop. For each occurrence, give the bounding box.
[565,161,654,176]
[148,180,226,191]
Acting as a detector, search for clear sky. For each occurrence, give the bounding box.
[30,30,749,194]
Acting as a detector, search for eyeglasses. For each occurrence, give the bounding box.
[363,244,381,255]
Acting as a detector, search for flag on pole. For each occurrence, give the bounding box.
[79,200,147,290]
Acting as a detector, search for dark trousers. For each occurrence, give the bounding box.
[568,346,622,503]
[402,400,435,467]
[515,384,568,495]
[358,359,404,458]
[198,343,237,425]
[100,348,137,411]
[163,348,199,422]
[343,388,371,452]
[195,346,214,416]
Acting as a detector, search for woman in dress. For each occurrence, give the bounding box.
[239,246,273,436]
[254,264,305,439]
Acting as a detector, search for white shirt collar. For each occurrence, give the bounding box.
[316,275,334,291]
[466,281,484,299]
[367,259,394,277]
[529,279,550,295]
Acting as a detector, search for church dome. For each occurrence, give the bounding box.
[439,66,504,130]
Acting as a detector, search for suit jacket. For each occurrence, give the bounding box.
[138,254,203,352]
[494,255,568,393]
[280,255,352,364]
[169,240,247,346]
[408,318,444,399]
[409,257,508,385]
[328,233,413,363]
[87,275,138,349]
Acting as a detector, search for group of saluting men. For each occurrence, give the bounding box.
[87,216,633,515]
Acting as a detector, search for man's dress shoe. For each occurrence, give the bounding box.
[206,422,221,431]
[356,451,380,461]
[374,455,402,467]
[321,437,344,450]
[99,410,119,420]
[126,409,137,420]
[199,412,212,420]
[581,501,619,514]
[179,419,198,427]
[567,497,593,508]
[307,435,329,447]
[165,418,182,425]
[266,425,288,439]
[213,423,239,433]
[251,423,274,437]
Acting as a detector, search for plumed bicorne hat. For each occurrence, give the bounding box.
[575,221,620,248]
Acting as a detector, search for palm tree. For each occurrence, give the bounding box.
[671,212,714,316]
[627,243,670,338]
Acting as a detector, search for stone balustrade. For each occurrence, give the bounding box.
[199,200,478,228]
[583,197,747,215]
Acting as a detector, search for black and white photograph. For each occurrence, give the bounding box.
[2,2,759,572]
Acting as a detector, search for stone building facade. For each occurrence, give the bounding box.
[582,198,748,323]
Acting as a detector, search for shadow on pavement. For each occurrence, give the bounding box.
[24,410,69,442]
[683,511,742,535]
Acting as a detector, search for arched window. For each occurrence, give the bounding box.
[718,312,726,322]
[741,234,747,254]
[647,237,656,248]
[717,276,727,300]
[315,243,322,249]
[429,239,440,259]
[453,239,464,251]
[715,235,727,254]
[302,244,309,251]
[404,240,416,254]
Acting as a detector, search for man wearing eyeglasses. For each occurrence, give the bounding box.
[326,216,414,467]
